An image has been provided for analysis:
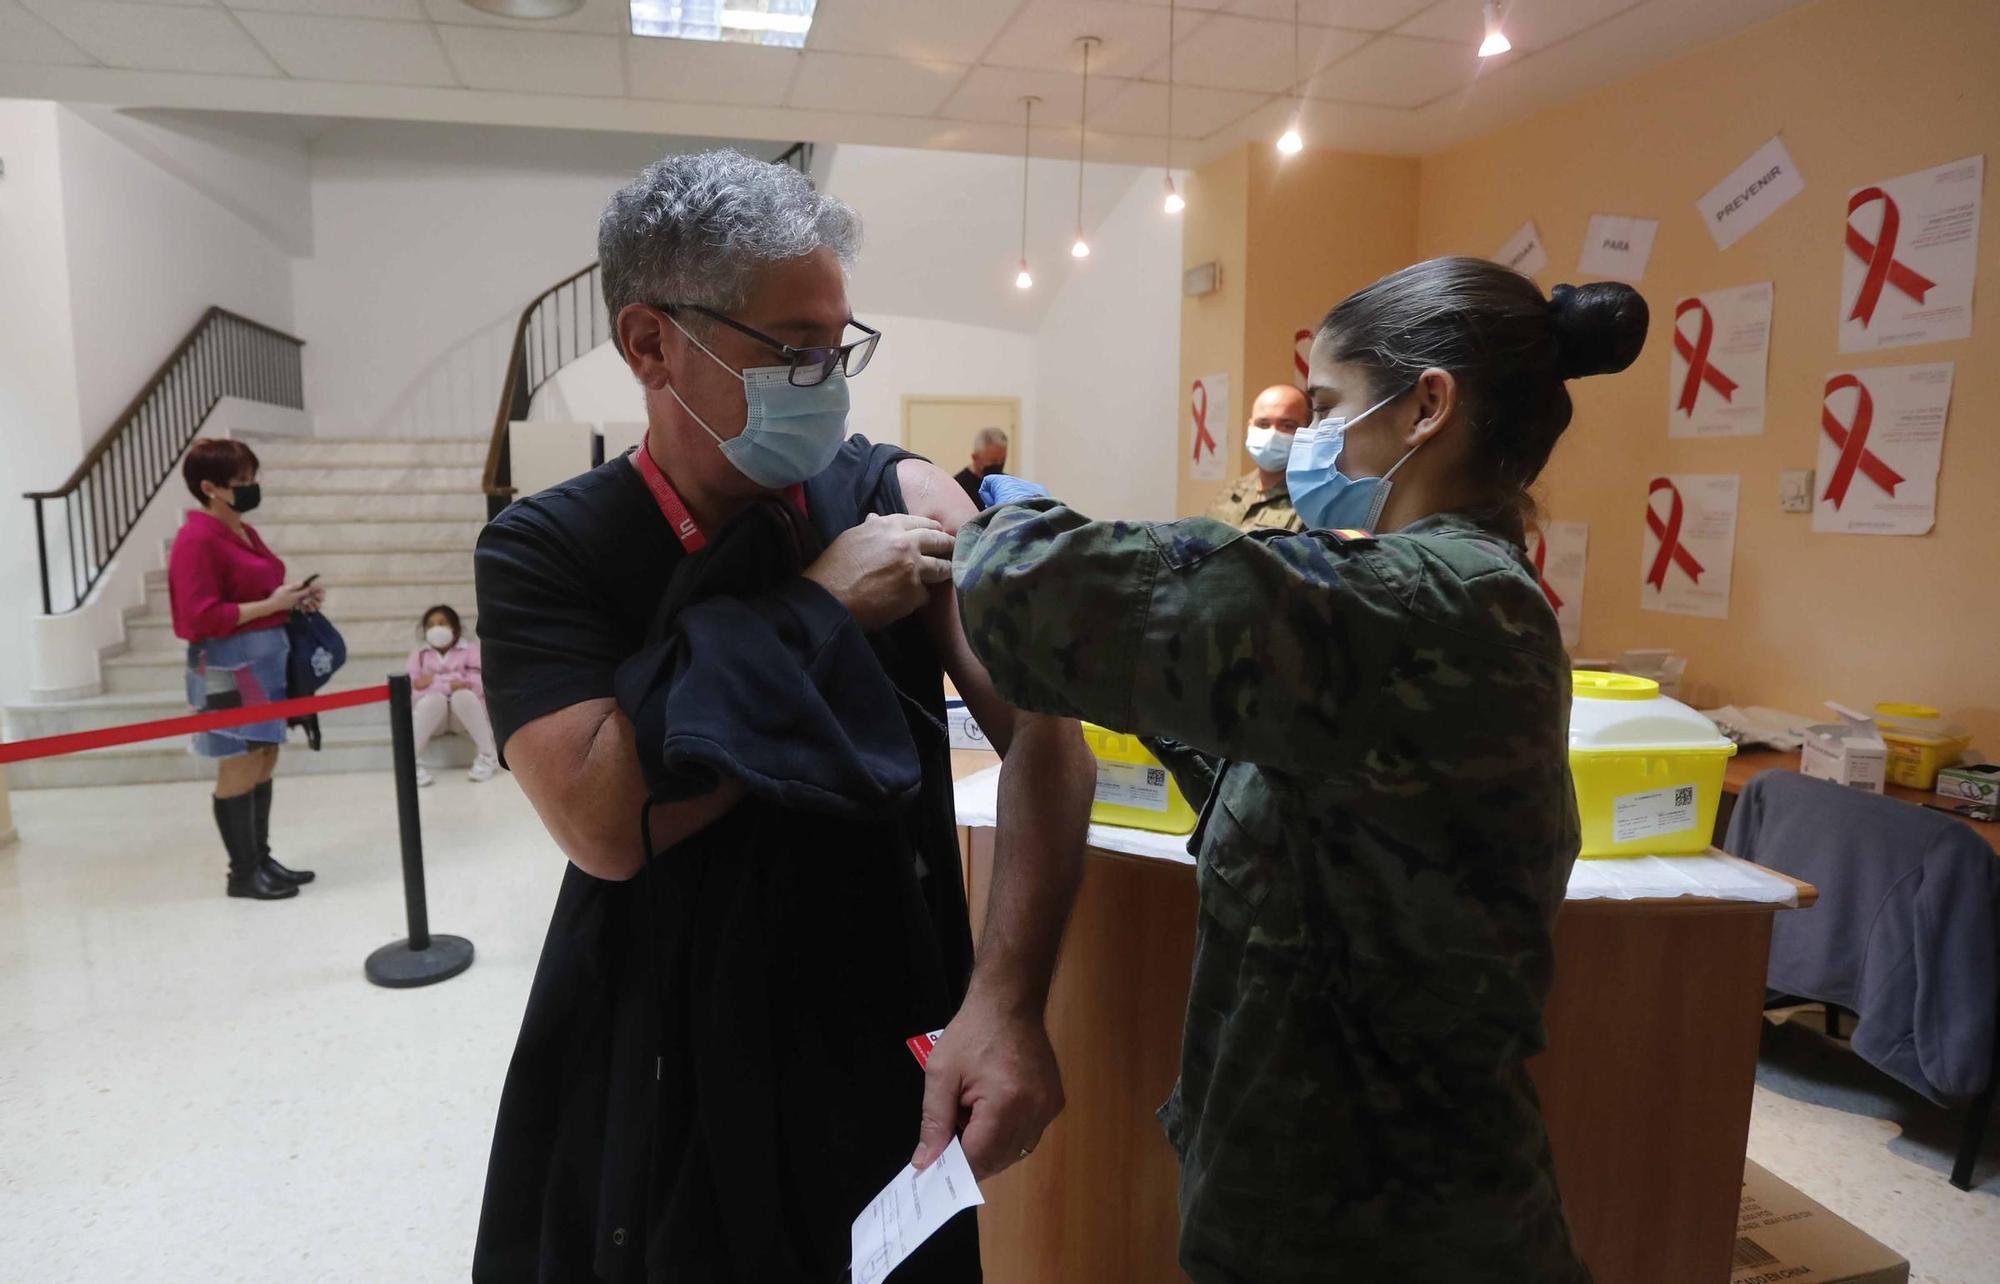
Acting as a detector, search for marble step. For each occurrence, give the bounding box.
[102,642,415,695]
[257,490,487,522]
[259,465,483,494]
[229,547,475,580]
[142,571,477,615]
[125,608,479,656]
[4,721,479,790]
[5,679,431,741]
[254,518,486,553]
[247,437,487,468]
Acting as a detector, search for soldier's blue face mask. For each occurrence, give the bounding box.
[1286,389,1425,532]
[661,312,849,489]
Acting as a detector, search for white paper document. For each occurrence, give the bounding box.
[1698,136,1805,250]
[1669,283,1772,437]
[1495,220,1549,277]
[1528,521,1587,649]
[1188,373,1229,481]
[851,1138,985,1284]
[1813,362,1954,536]
[1577,214,1658,281]
[1640,474,1738,620]
[1839,155,1983,352]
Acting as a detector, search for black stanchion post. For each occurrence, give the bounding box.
[366,673,474,988]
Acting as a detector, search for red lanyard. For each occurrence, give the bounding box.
[628,436,808,554]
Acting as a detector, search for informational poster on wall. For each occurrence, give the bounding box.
[1528,521,1587,649]
[1577,214,1659,281]
[1188,373,1229,481]
[1292,328,1312,389]
[1698,135,1806,250]
[1640,474,1738,620]
[1668,283,1772,437]
[1496,221,1550,278]
[1813,362,1954,536]
[1839,155,1983,352]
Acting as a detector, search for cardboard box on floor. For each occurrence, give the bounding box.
[1734,1160,1909,1284]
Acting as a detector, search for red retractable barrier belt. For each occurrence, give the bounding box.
[0,684,391,765]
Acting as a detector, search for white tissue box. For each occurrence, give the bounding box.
[1800,705,1887,794]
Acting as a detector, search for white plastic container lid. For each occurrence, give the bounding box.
[1570,671,1735,753]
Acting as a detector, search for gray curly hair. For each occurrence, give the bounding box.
[598,149,860,350]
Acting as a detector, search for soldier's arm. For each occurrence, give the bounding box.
[953,498,1409,769]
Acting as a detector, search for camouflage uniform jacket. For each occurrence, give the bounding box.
[954,501,1589,1284]
[1206,469,1305,534]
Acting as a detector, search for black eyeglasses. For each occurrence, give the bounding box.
[663,303,880,387]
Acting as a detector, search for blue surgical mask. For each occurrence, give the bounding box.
[663,314,848,489]
[1286,391,1419,532]
[1244,424,1294,474]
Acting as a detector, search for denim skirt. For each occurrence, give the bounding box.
[185,627,292,759]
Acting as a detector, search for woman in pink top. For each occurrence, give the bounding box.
[408,604,499,786]
[169,438,324,901]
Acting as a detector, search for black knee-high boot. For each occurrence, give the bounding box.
[254,780,314,885]
[215,792,296,900]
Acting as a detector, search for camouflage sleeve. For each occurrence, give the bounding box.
[953,499,1413,769]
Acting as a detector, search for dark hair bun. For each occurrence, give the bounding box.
[1548,282,1649,379]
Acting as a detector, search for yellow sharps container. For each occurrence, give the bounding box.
[1081,723,1198,835]
[1569,670,1737,858]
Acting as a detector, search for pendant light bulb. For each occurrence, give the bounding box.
[1478,1,1512,57]
[1163,175,1184,215]
[1276,124,1304,155]
[1071,236,1091,259]
[1015,261,1034,290]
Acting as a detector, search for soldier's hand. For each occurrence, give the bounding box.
[803,512,954,632]
[911,994,1064,1181]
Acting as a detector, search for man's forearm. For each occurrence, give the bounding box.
[969,712,1094,1013]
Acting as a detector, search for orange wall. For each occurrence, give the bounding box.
[1416,0,1998,744]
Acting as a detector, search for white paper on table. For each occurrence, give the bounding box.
[1577,214,1658,281]
[1839,155,1983,352]
[1669,283,1772,438]
[1640,474,1738,620]
[1566,855,1798,906]
[1528,521,1587,649]
[1698,135,1806,250]
[1496,220,1549,277]
[851,1137,985,1284]
[1813,362,1954,536]
[1188,372,1229,481]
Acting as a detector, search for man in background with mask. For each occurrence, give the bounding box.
[1206,383,1310,533]
[953,426,1010,506]
[471,150,1094,1282]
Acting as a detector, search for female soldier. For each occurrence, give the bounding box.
[953,258,1647,1282]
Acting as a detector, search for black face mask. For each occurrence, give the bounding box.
[227,483,262,514]
[979,463,1005,477]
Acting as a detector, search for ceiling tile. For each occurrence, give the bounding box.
[226,0,425,18]
[1395,0,1641,51]
[0,0,94,63]
[786,51,966,117]
[982,0,1173,79]
[26,2,278,75]
[939,64,1143,127]
[437,25,621,94]
[1232,0,1433,30]
[625,34,802,106]
[234,11,457,83]
[1171,12,1368,91]
[420,0,625,35]
[805,0,1025,63]
[1089,79,1270,139]
[1308,32,1494,107]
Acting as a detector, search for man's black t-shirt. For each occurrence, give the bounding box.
[952,465,983,507]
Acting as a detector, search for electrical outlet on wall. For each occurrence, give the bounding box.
[1780,468,1815,513]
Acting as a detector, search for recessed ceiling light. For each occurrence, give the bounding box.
[630,1,817,47]
[463,0,585,19]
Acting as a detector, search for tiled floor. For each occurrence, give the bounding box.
[1,771,1994,1281]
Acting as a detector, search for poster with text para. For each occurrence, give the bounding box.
[1813,362,1954,536]
[1189,373,1229,481]
[1640,475,1738,620]
[1528,521,1587,649]
[1669,283,1772,437]
[1840,155,1983,352]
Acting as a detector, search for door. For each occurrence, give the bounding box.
[901,396,1021,479]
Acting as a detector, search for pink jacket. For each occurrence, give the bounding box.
[169,510,287,642]
[407,638,484,699]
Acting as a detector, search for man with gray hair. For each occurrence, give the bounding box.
[953,426,1009,506]
[472,149,1094,1281]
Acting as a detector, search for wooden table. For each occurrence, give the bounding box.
[951,753,1815,1284]
[1725,748,2000,854]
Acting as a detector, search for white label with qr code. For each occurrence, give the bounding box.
[1612,784,1701,844]
[1094,761,1172,812]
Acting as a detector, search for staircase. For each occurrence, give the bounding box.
[4,436,490,789]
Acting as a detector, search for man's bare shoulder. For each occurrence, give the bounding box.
[896,456,979,534]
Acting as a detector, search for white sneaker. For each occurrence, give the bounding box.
[415,764,435,787]
[468,754,497,783]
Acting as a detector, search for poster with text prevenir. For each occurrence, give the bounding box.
[1188,373,1229,481]
[1698,136,1805,250]
[1641,474,1738,620]
[1840,155,1983,352]
[1529,521,1587,649]
[1668,283,1772,437]
[1813,362,1954,536]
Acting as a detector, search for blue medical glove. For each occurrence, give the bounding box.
[978,473,1052,509]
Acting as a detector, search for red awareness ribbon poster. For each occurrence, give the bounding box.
[1188,373,1228,481]
[1668,284,1770,438]
[1840,156,1982,353]
[1292,329,1312,390]
[1813,363,1954,537]
[1529,522,1587,649]
[1640,475,1738,620]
